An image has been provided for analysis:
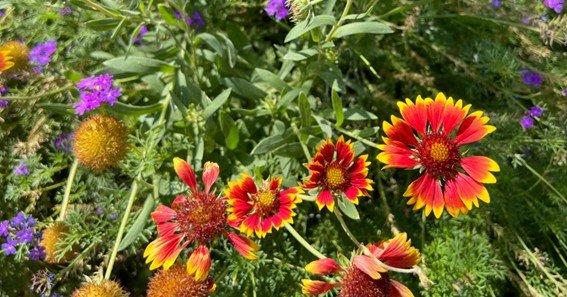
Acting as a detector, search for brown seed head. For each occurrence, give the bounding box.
[71,280,129,297]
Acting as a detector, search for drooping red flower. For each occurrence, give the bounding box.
[302,233,419,296]
[144,158,259,281]
[377,93,500,218]
[226,175,302,238]
[303,135,374,211]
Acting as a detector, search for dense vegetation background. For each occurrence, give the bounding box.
[0,0,565,296]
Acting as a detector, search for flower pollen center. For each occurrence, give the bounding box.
[339,267,390,297]
[174,192,227,244]
[325,164,346,189]
[418,134,460,180]
[253,188,279,217]
[429,142,449,162]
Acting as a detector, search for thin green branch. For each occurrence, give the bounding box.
[284,223,326,259]
[58,159,79,221]
[1,83,73,101]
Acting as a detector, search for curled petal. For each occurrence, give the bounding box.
[151,205,177,224]
[173,157,198,192]
[202,161,220,194]
[301,279,335,295]
[305,258,342,275]
[186,245,211,281]
[227,232,259,260]
[389,279,415,297]
[353,255,386,279]
[374,233,420,269]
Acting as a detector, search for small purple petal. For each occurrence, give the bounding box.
[521,68,543,88]
[521,115,535,129]
[0,220,9,237]
[528,106,543,118]
[266,0,289,21]
[13,162,30,176]
[544,0,564,13]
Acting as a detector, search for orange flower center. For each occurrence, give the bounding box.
[417,133,460,180]
[325,164,346,189]
[429,142,449,162]
[174,192,227,244]
[253,189,279,216]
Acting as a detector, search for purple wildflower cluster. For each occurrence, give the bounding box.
[544,0,564,13]
[53,133,74,153]
[0,85,10,108]
[1,212,45,260]
[30,40,57,73]
[266,0,289,21]
[73,73,121,115]
[14,162,30,176]
[173,10,205,29]
[492,0,502,8]
[59,7,72,15]
[521,68,543,88]
[521,106,544,129]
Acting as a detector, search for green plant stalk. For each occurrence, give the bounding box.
[1,83,73,101]
[291,122,312,160]
[58,159,79,221]
[325,0,354,41]
[104,93,171,279]
[284,223,326,259]
[515,156,566,204]
[336,127,380,147]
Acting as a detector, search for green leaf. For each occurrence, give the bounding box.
[196,33,224,56]
[253,68,289,91]
[332,22,393,39]
[273,142,304,158]
[344,108,378,121]
[108,102,163,116]
[37,103,74,115]
[285,15,336,43]
[283,48,319,61]
[221,77,267,100]
[103,56,173,74]
[331,90,345,127]
[118,195,154,251]
[337,195,360,220]
[203,89,232,119]
[218,33,237,68]
[251,135,288,154]
[219,111,239,150]
[85,18,121,31]
[298,92,312,128]
[313,115,333,138]
[158,4,177,25]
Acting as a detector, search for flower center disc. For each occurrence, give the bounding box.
[174,193,227,244]
[418,134,460,179]
[325,164,346,189]
[254,190,279,216]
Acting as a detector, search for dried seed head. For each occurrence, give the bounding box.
[71,280,129,297]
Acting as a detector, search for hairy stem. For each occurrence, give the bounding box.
[284,223,326,259]
[58,159,79,221]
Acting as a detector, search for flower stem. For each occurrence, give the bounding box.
[1,83,73,101]
[515,155,567,204]
[104,175,141,279]
[291,122,312,160]
[325,0,354,41]
[333,208,362,247]
[336,127,380,147]
[58,159,79,221]
[284,223,326,259]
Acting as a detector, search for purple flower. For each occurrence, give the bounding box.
[94,207,104,215]
[186,11,205,29]
[53,133,74,152]
[0,100,9,108]
[562,88,567,96]
[10,212,27,227]
[0,220,9,237]
[29,40,57,72]
[266,0,289,21]
[27,245,45,261]
[522,15,532,25]
[14,162,30,176]
[0,85,6,95]
[544,0,564,13]
[73,73,121,115]
[134,26,148,44]
[59,7,73,15]
[521,68,543,87]
[521,115,534,129]
[0,9,4,18]
[1,237,17,255]
[492,0,502,8]
[173,10,183,20]
[529,106,543,118]
[15,228,34,244]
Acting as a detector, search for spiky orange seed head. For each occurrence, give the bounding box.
[0,41,29,71]
[40,223,75,264]
[286,0,310,22]
[74,115,129,170]
[147,265,215,297]
[71,280,129,297]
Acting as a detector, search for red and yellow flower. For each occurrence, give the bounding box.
[0,50,14,72]
[144,158,259,281]
[226,175,302,238]
[301,233,419,296]
[377,93,500,218]
[303,135,374,211]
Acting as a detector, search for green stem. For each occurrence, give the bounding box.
[284,223,326,259]
[58,159,79,221]
[336,127,380,147]
[515,155,567,204]
[291,122,312,160]
[2,83,73,101]
[333,208,362,247]
[104,175,141,280]
[325,0,354,41]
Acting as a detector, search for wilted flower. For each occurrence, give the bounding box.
[377,93,499,218]
[73,73,121,115]
[29,40,57,72]
[144,159,258,280]
[303,136,373,211]
[73,115,129,170]
[226,175,302,238]
[521,68,543,87]
[0,41,29,72]
[71,280,129,297]
[302,233,419,296]
[30,269,55,296]
[147,265,215,297]
[544,0,564,13]
[266,0,289,21]
[14,162,30,176]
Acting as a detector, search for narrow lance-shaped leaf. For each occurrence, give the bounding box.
[331,89,345,127]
